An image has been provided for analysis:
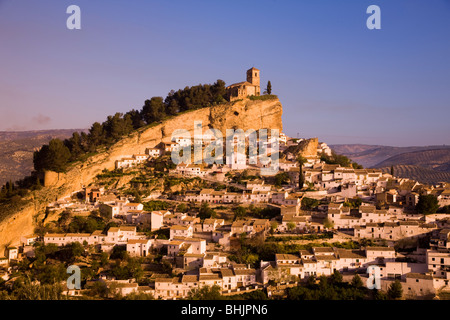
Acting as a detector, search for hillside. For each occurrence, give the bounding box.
[330,144,450,168]
[379,164,450,185]
[0,130,86,186]
[374,148,450,172]
[0,97,283,249]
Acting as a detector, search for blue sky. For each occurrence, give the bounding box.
[0,0,449,146]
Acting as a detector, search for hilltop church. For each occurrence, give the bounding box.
[226,67,261,101]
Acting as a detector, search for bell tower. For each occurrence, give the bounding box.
[246,67,260,87]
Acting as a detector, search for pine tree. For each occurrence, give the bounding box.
[387,280,403,300]
[351,274,363,288]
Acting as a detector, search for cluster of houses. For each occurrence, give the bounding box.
[261,245,449,298]
[2,129,450,300]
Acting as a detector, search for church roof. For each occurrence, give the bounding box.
[227,81,257,88]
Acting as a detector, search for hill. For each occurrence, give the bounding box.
[379,164,450,185]
[374,148,450,172]
[0,97,283,249]
[0,129,86,186]
[330,144,450,168]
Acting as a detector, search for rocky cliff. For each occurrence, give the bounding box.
[0,97,283,249]
[285,137,319,158]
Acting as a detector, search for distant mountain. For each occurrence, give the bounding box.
[379,165,450,185]
[330,144,450,184]
[374,149,450,172]
[0,129,86,186]
[330,144,450,168]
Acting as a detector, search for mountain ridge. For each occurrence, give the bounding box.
[330,144,450,168]
[0,129,87,186]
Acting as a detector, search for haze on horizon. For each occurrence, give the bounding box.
[1,0,449,147]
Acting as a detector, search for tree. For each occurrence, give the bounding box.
[318,275,328,290]
[323,217,334,230]
[344,198,362,209]
[306,275,316,287]
[211,79,227,103]
[274,172,289,187]
[301,197,319,210]
[270,221,278,234]
[141,97,165,124]
[199,202,216,220]
[351,274,363,288]
[390,165,394,176]
[166,99,179,115]
[320,151,362,169]
[33,138,71,173]
[266,81,272,95]
[331,270,343,284]
[296,155,307,189]
[64,132,84,161]
[287,222,296,231]
[416,195,439,215]
[103,112,133,143]
[233,206,246,221]
[176,203,187,212]
[125,109,145,129]
[387,280,403,300]
[87,122,106,149]
[188,285,223,300]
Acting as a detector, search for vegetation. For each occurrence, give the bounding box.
[186,285,268,300]
[323,217,334,230]
[266,232,333,242]
[416,194,439,215]
[387,280,403,300]
[143,200,171,212]
[233,205,279,221]
[187,285,224,300]
[297,155,306,189]
[248,94,278,101]
[320,151,363,169]
[0,79,229,209]
[198,202,217,220]
[265,81,272,95]
[301,197,320,210]
[343,198,362,209]
[286,274,370,300]
[0,280,68,300]
[274,172,290,187]
[437,205,450,213]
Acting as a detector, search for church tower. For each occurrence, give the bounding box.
[246,67,260,86]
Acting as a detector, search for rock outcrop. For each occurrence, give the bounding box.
[0,97,283,249]
[285,137,319,159]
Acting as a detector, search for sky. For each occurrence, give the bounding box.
[0,0,449,146]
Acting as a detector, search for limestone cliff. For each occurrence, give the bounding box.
[0,97,283,249]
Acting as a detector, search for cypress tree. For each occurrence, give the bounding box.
[266,81,272,95]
